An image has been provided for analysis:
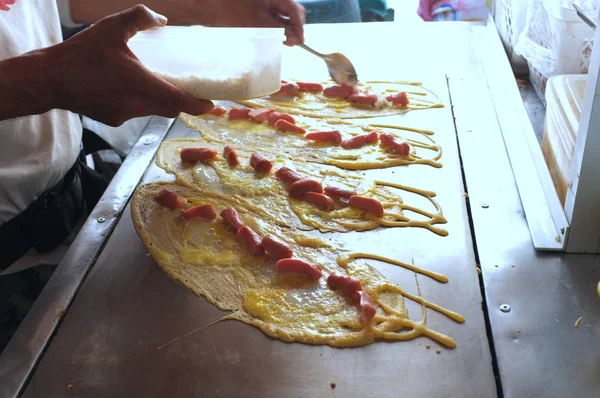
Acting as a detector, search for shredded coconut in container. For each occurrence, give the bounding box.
[374,94,391,109]
[156,69,279,100]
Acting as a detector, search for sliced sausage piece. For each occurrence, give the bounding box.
[261,235,293,261]
[250,152,273,174]
[327,272,363,296]
[237,226,265,256]
[353,291,377,323]
[276,258,322,281]
[223,145,240,167]
[327,272,348,291]
[386,92,410,106]
[304,130,342,145]
[302,192,335,211]
[275,83,300,97]
[228,108,252,121]
[220,208,244,232]
[208,107,227,116]
[380,133,411,156]
[275,167,303,184]
[249,108,275,122]
[349,195,384,217]
[297,82,324,93]
[180,147,217,163]
[341,131,379,150]
[324,186,357,200]
[342,278,363,296]
[155,189,184,209]
[268,112,296,126]
[288,179,323,198]
[323,85,357,99]
[181,204,217,220]
[274,119,306,134]
[348,94,378,106]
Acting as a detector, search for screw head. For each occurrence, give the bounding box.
[500,304,511,313]
[97,217,106,223]
[143,139,152,145]
[481,203,489,209]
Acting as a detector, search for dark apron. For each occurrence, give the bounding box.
[0,152,109,271]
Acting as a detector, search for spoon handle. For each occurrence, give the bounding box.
[298,43,328,60]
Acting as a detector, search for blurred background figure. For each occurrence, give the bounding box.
[417,0,491,21]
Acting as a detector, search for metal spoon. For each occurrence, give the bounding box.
[298,43,358,86]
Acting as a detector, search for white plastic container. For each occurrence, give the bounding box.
[542,74,587,205]
[128,26,284,100]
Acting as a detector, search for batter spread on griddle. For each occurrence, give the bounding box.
[238,80,444,119]
[180,114,442,169]
[132,183,463,348]
[157,139,447,235]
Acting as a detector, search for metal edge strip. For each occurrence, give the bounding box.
[476,21,569,251]
[0,116,174,398]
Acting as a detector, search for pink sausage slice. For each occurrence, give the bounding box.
[349,195,385,217]
[341,131,379,150]
[297,82,324,93]
[237,226,265,256]
[327,272,363,296]
[274,119,306,134]
[302,192,335,211]
[353,291,377,323]
[348,94,378,106]
[228,108,252,121]
[380,133,411,156]
[249,108,275,122]
[324,186,357,200]
[223,145,240,167]
[180,147,217,163]
[323,85,357,99]
[250,152,273,174]
[275,83,300,97]
[155,189,183,209]
[275,167,303,184]
[220,208,244,232]
[208,107,227,116]
[276,258,322,281]
[386,92,409,106]
[261,235,293,261]
[288,179,323,198]
[181,204,217,220]
[268,112,296,126]
[304,130,343,145]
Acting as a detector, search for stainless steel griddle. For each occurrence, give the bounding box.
[1,22,598,398]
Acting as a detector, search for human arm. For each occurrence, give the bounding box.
[0,50,56,122]
[0,5,213,125]
[68,0,305,45]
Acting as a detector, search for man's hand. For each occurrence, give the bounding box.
[204,0,306,46]
[46,5,213,126]
[70,0,306,46]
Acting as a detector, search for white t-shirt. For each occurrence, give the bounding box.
[0,0,82,226]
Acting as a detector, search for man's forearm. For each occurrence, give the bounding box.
[0,51,56,122]
[69,0,219,26]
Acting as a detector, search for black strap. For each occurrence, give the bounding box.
[0,159,86,271]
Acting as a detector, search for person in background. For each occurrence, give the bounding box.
[417,0,490,22]
[0,0,305,352]
[359,0,389,22]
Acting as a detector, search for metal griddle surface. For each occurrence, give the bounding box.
[21,24,496,398]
